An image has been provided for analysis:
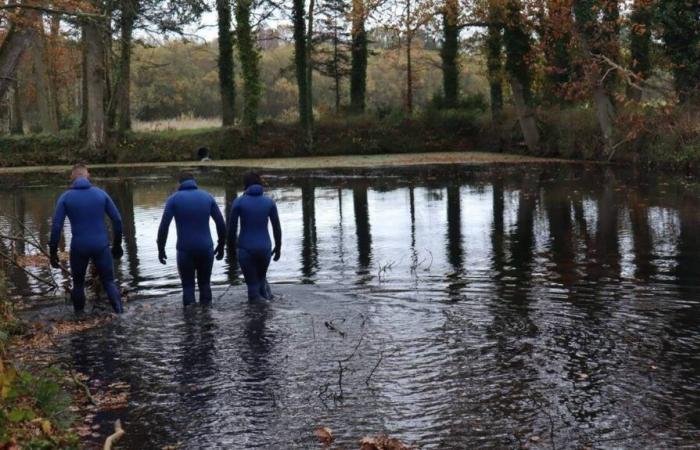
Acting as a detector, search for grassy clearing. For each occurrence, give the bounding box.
[0,151,570,175]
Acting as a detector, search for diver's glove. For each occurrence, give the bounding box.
[158,247,167,265]
[215,241,225,261]
[49,247,60,269]
[272,245,281,262]
[111,239,124,259]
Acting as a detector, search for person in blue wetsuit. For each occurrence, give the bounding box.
[49,164,124,314]
[157,172,226,306]
[228,172,282,301]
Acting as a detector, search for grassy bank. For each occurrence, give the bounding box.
[1,106,698,169]
[0,271,80,448]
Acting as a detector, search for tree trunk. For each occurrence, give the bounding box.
[406,33,413,113]
[217,0,236,126]
[10,79,24,135]
[440,0,459,108]
[292,0,309,130]
[486,7,503,119]
[628,0,651,101]
[509,78,541,153]
[79,32,88,138]
[111,0,137,132]
[305,0,315,149]
[83,19,106,152]
[30,17,59,133]
[333,29,341,113]
[350,0,367,113]
[236,0,261,128]
[0,18,34,103]
[49,15,62,128]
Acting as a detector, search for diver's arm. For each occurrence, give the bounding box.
[105,193,123,249]
[49,195,67,253]
[211,197,226,259]
[270,202,282,259]
[157,198,174,263]
[227,201,240,248]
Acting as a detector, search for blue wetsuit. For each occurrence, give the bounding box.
[228,184,282,301]
[157,179,226,305]
[50,177,124,313]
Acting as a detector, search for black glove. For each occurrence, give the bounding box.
[215,242,225,261]
[158,248,167,265]
[112,244,124,259]
[273,245,281,262]
[49,247,60,269]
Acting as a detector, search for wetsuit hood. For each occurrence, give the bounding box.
[178,179,198,191]
[245,184,264,196]
[71,177,92,190]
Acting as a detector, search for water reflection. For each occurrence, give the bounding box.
[1,165,700,447]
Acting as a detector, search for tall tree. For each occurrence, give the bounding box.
[217,0,236,125]
[486,2,504,119]
[0,12,35,101]
[349,0,368,112]
[292,0,311,130]
[30,15,59,133]
[10,79,24,135]
[314,0,352,113]
[440,0,460,108]
[306,0,316,147]
[502,0,540,152]
[573,0,617,152]
[629,0,652,101]
[83,16,107,151]
[108,0,138,132]
[235,0,261,128]
[539,0,573,101]
[656,0,700,102]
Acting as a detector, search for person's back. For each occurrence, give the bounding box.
[49,164,124,314]
[51,177,119,253]
[228,173,281,301]
[157,173,226,305]
[162,179,219,252]
[234,185,277,252]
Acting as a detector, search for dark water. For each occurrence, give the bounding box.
[2,164,700,448]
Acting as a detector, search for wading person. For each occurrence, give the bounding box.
[157,172,226,306]
[228,172,282,301]
[49,164,124,314]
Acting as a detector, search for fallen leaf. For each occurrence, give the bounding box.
[314,427,334,445]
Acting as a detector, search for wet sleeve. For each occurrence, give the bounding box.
[211,197,226,247]
[105,193,123,246]
[270,201,282,249]
[49,194,67,252]
[227,200,240,248]
[157,197,174,252]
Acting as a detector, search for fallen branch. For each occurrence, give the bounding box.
[103,419,125,450]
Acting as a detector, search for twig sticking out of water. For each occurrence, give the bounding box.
[365,348,399,386]
[103,419,125,450]
[324,318,346,337]
[377,261,395,283]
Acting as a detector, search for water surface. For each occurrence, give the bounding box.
[1,164,699,448]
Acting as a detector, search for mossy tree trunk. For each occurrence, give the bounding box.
[217,0,236,126]
[350,0,367,113]
[503,0,540,152]
[292,0,311,130]
[235,0,261,129]
[629,0,652,101]
[108,0,138,133]
[83,17,107,152]
[440,0,459,109]
[0,15,34,100]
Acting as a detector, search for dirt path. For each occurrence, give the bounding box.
[0,151,577,174]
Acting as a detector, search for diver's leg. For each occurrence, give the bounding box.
[69,250,89,313]
[94,247,123,313]
[257,249,272,300]
[177,250,196,306]
[237,248,261,301]
[197,248,214,305]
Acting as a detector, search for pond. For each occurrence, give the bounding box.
[1,163,699,448]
